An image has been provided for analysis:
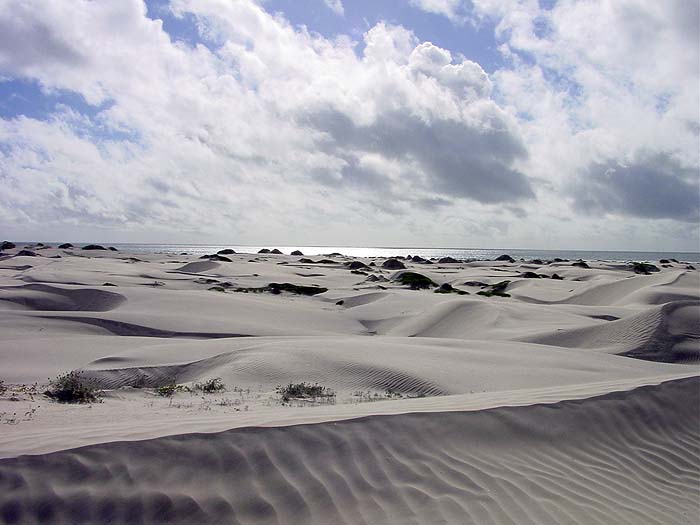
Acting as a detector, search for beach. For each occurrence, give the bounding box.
[0,244,698,524]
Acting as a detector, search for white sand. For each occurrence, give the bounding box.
[0,246,698,524]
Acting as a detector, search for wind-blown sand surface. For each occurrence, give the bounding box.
[0,245,698,524]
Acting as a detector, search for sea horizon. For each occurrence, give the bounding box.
[12,241,700,263]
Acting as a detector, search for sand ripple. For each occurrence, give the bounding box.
[0,377,697,525]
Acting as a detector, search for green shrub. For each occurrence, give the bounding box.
[44,371,101,403]
[477,280,511,297]
[395,272,437,289]
[276,382,335,402]
[156,383,179,397]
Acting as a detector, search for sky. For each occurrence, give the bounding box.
[0,0,698,250]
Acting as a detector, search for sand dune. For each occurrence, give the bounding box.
[0,247,698,524]
[0,378,696,525]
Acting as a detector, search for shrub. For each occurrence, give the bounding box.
[395,272,437,289]
[630,262,660,275]
[477,280,511,298]
[156,383,179,397]
[0,380,6,395]
[193,378,226,393]
[276,382,335,402]
[44,371,101,403]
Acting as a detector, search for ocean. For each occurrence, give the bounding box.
[84,244,700,263]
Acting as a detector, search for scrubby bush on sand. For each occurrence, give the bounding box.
[44,371,101,403]
[276,382,335,402]
[477,281,511,298]
[192,378,226,393]
[395,272,437,289]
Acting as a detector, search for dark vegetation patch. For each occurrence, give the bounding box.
[291,250,304,256]
[630,262,660,275]
[395,272,437,289]
[477,280,511,297]
[199,254,231,262]
[44,371,101,403]
[217,249,236,255]
[463,280,488,287]
[233,283,328,296]
[270,249,283,254]
[58,243,73,249]
[82,244,107,250]
[347,261,369,270]
[434,283,468,295]
[495,254,514,262]
[1,241,16,250]
[16,250,39,257]
[276,382,335,402]
[438,257,460,263]
[551,273,564,280]
[258,249,271,254]
[572,260,590,269]
[521,272,541,279]
[382,258,406,270]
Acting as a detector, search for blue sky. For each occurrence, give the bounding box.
[0,0,697,249]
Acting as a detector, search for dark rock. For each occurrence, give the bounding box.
[258,249,271,254]
[438,257,460,264]
[572,260,590,269]
[270,249,283,254]
[58,243,73,249]
[291,250,304,256]
[1,241,16,250]
[495,254,514,262]
[16,250,38,257]
[347,261,369,270]
[217,249,236,255]
[382,258,406,270]
[82,244,107,250]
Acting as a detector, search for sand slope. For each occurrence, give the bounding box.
[0,247,698,524]
[0,377,697,525]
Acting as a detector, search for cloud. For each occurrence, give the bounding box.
[0,0,696,250]
[409,0,469,24]
[572,153,699,222]
[322,0,344,16]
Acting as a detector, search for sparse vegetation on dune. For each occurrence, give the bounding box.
[395,272,437,289]
[276,382,335,402]
[477,280,511,298]
[44,371,101,403]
